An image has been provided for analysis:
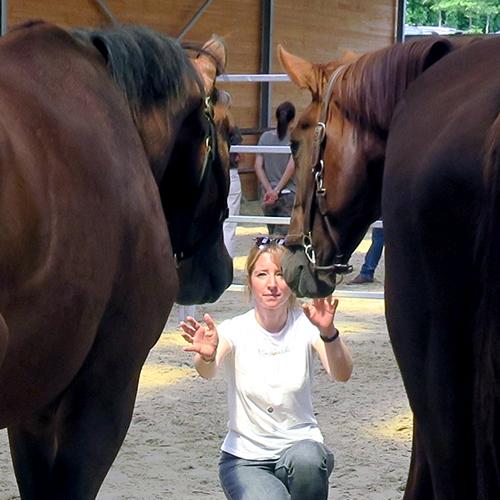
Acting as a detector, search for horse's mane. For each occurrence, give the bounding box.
[335,37,453,136]
[72,25,201,116]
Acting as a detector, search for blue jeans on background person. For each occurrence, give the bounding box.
[360,227,384,279]
[218,439,334,500]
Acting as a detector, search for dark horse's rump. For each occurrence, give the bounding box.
[279,35,500,499]
[476,109,500,499]
[0,20,231,498]
[384,36,500,500]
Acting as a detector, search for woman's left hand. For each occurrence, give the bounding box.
[302,296,339,334]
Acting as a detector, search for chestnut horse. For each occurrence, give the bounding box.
[279,36,499,499]
[0,21,232,498]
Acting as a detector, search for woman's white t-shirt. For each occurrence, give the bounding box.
[218,308,323,460]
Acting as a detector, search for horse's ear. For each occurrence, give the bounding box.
[203,35,227,74]
[192,35,227,94]
[422,39,452,71]
[277,45,315,90]
[339,50,359,64]
[90,34,110,64]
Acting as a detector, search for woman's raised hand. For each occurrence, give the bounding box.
[179,313,218,361]
[302,296,339,333]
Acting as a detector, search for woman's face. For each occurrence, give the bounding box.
[249,252,292,312]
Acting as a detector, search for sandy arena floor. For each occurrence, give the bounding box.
[0,200,411,500]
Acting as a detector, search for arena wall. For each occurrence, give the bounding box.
[7,0,398,189]
[7,0,397,171]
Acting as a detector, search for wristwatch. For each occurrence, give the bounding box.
[320,328,340,343]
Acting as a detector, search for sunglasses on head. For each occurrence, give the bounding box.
[254,236,286,249]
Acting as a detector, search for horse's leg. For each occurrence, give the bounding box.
[0,313,9,367]
[6,317,144,500]
[384,215,477,500]
[47,297,172,500]
[403,424,433,500]
[6,309,60,500]
[8,405,59,499]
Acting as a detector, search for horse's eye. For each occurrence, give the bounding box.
[290,140,299,156]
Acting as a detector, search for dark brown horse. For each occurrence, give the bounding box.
[0,20,232,498]
[279,35,500,499]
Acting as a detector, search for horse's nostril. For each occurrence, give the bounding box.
[290,140,299,156]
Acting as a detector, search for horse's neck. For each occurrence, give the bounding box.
[133,108,171,183]
[136,99,198,184]
[341,39,449,137]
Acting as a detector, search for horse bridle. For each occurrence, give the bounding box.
[286,65,352,275]
[173,93,229,265]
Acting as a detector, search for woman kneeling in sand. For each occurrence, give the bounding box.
[180,237,353,500]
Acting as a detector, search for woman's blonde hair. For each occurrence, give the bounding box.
[245,242,296,309]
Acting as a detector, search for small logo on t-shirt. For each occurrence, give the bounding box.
[257,346,291,357]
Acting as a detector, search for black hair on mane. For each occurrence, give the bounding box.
[72,25,201,116]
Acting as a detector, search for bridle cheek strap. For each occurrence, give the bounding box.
[289,64,352,275]
[174,96,229,265]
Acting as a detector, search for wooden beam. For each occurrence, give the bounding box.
[93,0,119,26]
[177,0,213,41]
[1,0,8,35]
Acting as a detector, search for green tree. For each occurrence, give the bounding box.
[406,0,436,25]
[407,0,500,33]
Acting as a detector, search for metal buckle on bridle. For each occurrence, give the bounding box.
[311,122,326,167]
[302,233,316,265]
[332,258,353,274]
[174,251,184,268]
[199,97,215,184]
[314,159,326,195]
[302,233,336,274]
[204,95,214,120]
[203,134,212,162]
[315,121,326,141]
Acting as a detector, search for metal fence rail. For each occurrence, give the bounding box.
[231,145,291,154]
[227,214,383,229]
[228,283,384,299]
[217,73,291,83]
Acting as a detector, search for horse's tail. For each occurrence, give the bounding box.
[475,112,500,499]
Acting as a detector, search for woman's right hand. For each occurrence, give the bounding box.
[179,313,218,362]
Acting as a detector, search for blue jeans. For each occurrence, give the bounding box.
[218,440,334,500]
[360,227,384,278]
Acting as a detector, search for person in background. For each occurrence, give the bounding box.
[349,226,384,284]
[180,237,353,500]
[254,101,296,236]
[223,123,243,259]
